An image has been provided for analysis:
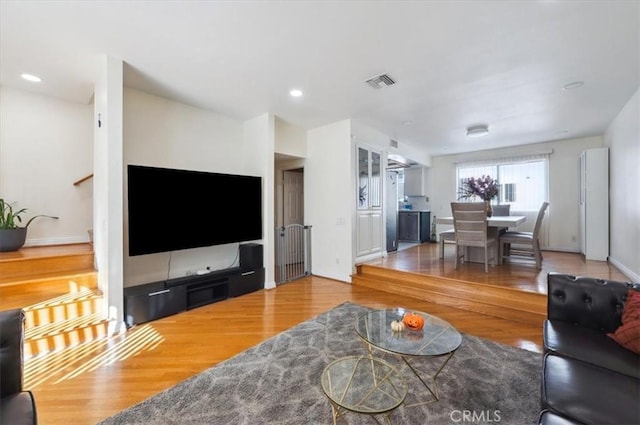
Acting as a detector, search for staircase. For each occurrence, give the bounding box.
[0,244,110,359]
[353,264,547,326]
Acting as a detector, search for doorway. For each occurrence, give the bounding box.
[275,168,310,284]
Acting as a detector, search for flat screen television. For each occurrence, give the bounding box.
[127,165,262,256]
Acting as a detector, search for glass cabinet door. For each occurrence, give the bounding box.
[357,146,382,210]
[358,147,369,209]
[370,151,381,208]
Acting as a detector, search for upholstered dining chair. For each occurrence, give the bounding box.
[451,202,496,273]
[499,201,549,269]
[491,204,511,216]
[491,204,511,237]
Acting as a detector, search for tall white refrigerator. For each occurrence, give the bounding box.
[579,148,609,261]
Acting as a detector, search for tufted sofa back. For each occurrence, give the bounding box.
[0,308,25,399]
[547,272,639,333]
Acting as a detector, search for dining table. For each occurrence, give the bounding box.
[435,215,526,263]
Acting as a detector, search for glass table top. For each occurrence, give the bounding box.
[355,308,462,357]
[320,355,407,415]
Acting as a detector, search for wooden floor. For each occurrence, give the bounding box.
[14,243,630,425]
[26,276,543,425]
[365,242,629,294]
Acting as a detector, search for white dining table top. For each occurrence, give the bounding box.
[436,215,526,227]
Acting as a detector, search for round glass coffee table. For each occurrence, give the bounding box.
[354,308,462,406]
[321,355,407,425]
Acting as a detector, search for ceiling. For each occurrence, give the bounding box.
[1,1,638,157]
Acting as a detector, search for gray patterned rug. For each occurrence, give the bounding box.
[98,302,541,425]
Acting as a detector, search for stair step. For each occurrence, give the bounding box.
[357,269,545,314]
[0,244,107,359]
[23,288,104,328]
[24,313,111,359]
[353,264,546,326]
[0,243,94,280]
[0,269,98,311]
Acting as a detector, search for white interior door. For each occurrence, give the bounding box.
[283,170,304,226]
[283,170,304,263]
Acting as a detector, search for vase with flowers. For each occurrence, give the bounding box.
[457,175,499,216]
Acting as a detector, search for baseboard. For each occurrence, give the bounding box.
[608,257,640,283]
[24,236,90,247]
[542,247,581,253]
[355,251,383,264]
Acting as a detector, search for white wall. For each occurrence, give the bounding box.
[0,86,92,244]
[243,113,275,288]
[351,120,432,167]
[427,136,604,252]
[275,117,306,158]
[306,120,353,282]
[604,88,640,281]
[123,88,251,287]
[93,56,125,328]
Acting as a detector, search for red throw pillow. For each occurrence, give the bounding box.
[608,289,640,354]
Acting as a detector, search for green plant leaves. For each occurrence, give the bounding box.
[0,198,58,229]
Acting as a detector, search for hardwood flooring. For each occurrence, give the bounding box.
[367,242,629,294]
[15,243,630,424]
[28,276,543,425]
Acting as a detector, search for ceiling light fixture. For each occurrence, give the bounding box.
[562,81,584,90]
[466,125,489,138]
[289,89,303,97]
[21,73,41,83]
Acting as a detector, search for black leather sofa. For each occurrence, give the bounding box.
[0,309,37,425]
[539,273,640,425]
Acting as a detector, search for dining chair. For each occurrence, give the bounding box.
[451,202,496,273]
[491,204,511,216]
[499,201,549,269]
[439,229,455,259]
[491,204,511,237]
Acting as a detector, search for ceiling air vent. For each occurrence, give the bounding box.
[365,73,396,89]
[390,139,399,149]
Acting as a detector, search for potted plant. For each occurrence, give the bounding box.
[0,198,59,252]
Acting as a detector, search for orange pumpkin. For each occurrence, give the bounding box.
[403,312,425,330]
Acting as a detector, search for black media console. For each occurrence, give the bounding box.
[124,266,265,327]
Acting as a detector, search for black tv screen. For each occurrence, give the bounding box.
[127,165,262,256]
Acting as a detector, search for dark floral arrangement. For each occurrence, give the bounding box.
[458,175,499,201]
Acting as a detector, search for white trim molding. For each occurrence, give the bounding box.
[609,257,640,283]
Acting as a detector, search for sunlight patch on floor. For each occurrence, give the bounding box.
[24,324,163,388]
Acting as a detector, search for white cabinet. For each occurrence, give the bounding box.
[356,210,383,257]
[403,167,427,196]
[356,145,383,258]
[579,148,609,261]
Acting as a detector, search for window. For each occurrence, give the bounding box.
[456,154,548,212]
[502,183,516,203]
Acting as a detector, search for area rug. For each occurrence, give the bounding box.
[98,302,541,425]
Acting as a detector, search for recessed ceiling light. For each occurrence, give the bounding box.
[21,73,41,83]
[562,81,584,90]
[402,121,413,126]
[466,125,489,138]
[289,89,303,97]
